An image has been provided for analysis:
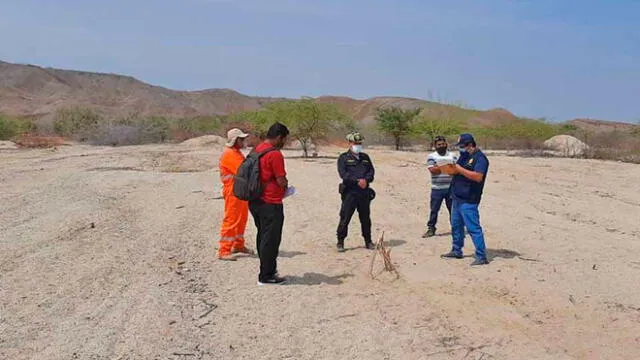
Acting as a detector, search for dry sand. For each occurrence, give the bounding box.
[0,141,18,150]
[1,143,639,360]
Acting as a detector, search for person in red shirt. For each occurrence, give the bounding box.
[250,122,290,285]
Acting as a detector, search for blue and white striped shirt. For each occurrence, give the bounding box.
[427,151,458,190]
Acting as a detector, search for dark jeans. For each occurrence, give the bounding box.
[336,190,372,244]
[249,200,284,281]
[427,188,452,231]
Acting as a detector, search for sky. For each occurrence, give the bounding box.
[1,0,639,122]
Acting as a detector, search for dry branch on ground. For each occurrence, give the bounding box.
[369,232,399,279]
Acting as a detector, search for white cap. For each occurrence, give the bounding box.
[225,128,249,147]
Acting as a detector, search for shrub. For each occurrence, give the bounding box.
[169,116,222,141]
[471,120,563,149]
[53,107,103,141]
[232,99,352,156]
[579,130,640,164]
[136,116,170,143]
[89,124,144,146]
[90,116,171,146]
[0,115,36,140]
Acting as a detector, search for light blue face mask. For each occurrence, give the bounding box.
[351,145,363,154]
[459,147,467,153]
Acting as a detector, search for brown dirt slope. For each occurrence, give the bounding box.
[0,60,627,130]
[0,61,284,118]
[569,118,637,132]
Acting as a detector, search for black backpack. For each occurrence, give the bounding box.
[233,148,276,201]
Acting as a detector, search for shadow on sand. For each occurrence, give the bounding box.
[286,272,354,286]
[279,250,306,258]
[486,248,521,261]
[384,239,407,247]
[288,155,339,160]
[435,232,452,237]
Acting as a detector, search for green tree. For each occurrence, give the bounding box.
[238,98,352,157]
[412,104,465,144]
[231,108,273,138]
[375,107,421,150]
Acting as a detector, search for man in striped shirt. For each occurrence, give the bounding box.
[423,136,458,238]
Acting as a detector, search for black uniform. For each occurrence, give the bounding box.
[336,151,375,245]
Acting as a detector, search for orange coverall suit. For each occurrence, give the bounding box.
[218,147,249,256]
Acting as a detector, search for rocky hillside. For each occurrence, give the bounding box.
[0,60,284,118]
[0,60,627,131]
[568,118,637,133]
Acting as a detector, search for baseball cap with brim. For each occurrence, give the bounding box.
[226,128,249,147]
[454,133,475,147]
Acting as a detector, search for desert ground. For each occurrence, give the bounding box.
[1,140,639,360]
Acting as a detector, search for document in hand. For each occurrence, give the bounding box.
[284,186,296,198]
[438,164,457,175]
[436,158,456,167]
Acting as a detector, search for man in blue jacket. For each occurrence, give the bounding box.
[441,133,490,266]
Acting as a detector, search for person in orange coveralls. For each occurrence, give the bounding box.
[218,128,255,261]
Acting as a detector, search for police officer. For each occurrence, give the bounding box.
[336,132,375,252]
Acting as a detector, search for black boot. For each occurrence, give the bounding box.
[422,227,436,238]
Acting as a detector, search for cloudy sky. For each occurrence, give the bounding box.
[1,0,638,122]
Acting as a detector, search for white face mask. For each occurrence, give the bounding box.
[351,144,363,154]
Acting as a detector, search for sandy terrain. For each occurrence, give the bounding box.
[1,143,639,360]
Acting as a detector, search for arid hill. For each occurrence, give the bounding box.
[568,118,637,132]
[0,60,630,132]
[0,60,284,118]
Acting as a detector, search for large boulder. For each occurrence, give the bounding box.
[180,135,227,148]
[544,135,589,157]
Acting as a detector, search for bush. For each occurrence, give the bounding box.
[412,104,470,145]
[471,120,563,149]
[169,116,222,141]
[0,115,35,140]
[89,124,144,146]
[578,130,640,164]
[90,116,171,146]
[53,107,103,141]
[135,116,170,143]
[232,99,352,156]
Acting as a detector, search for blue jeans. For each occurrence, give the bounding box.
[450,200,487,260]
[427,188,452,230]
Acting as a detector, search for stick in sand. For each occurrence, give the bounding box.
[369,232,399,279]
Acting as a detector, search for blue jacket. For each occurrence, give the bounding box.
[451,150,489,204]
